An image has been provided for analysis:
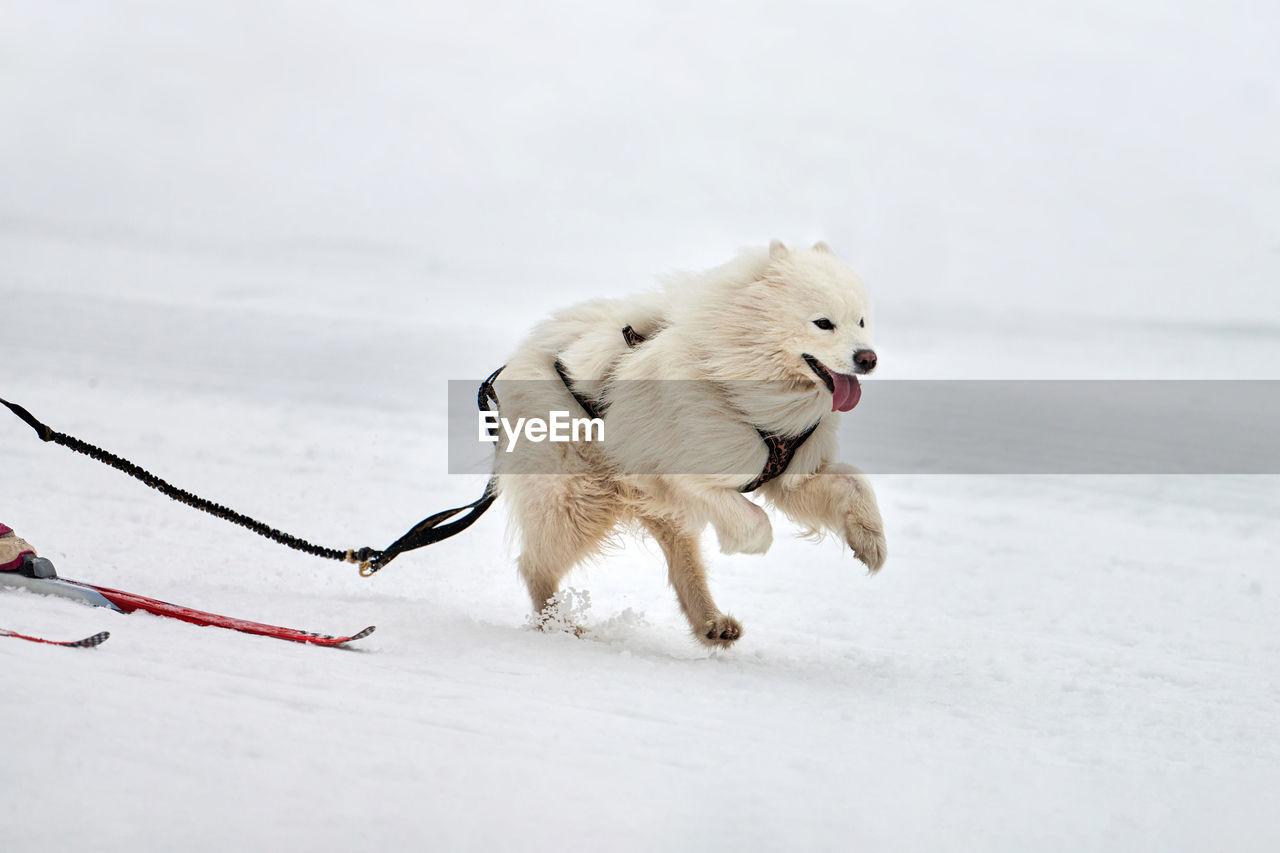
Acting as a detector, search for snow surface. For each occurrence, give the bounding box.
[3,1,1280,850]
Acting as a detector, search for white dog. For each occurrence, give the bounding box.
[492,240,886,647]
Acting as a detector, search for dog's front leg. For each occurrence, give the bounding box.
[764,462,887,571]
[712,491,772,555]
[638,475,772,555]
[688,485,773,555]
[641,517,744,648]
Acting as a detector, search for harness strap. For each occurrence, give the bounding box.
[621,324,646,347]
[553,359,606,421]
[551,326,820,492]
[358,490,495,576]
[740,423,820,493]
[357,365,505,575]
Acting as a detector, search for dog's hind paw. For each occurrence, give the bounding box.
[530,587,592,636]
[697,614,743,648]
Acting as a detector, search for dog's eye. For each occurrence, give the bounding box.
[813,318,835,331]
[859,317,865,328]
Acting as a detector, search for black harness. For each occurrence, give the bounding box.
[552,325,819,493]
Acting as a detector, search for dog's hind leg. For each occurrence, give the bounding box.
[508,475,620,621]
[641,517,742,648]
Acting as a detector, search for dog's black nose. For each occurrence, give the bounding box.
[853,349,877,372]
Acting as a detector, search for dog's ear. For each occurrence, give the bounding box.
[812,241,833,254]
[769,239,789,260]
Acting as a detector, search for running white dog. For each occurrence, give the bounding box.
[493,240,886,647]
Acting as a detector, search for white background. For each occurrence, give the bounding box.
[3,2,1279,850]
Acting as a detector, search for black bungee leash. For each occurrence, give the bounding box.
[0,365,504,577]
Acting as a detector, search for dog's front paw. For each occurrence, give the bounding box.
[718,521,772,555]
[697,613,743,648]
[845,520,887,572]
[714,502,773,555]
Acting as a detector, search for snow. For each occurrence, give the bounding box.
[3,1,1280,850]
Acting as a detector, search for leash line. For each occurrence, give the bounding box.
[1,397,377,565]
[2,367,505,576]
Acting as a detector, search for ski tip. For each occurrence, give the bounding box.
[294,625,376,646]
[335,625,376,645]
[1,628,110,647]
[320,625,376,646]
[69,631,111,648]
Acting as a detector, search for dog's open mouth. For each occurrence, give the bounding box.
[802,354,862,412]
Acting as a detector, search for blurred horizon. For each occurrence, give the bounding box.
[3,0,1279,335]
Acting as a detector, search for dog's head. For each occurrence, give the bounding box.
[678,240,876,414]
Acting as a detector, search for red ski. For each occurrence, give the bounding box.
[0,573,374,647]
[1,627,110,648]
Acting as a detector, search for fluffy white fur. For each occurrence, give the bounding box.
[493,240,886,647]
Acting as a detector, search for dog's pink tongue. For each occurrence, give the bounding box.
[831,372,862,412]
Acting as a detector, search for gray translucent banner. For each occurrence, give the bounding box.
[447,380,1280,475]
